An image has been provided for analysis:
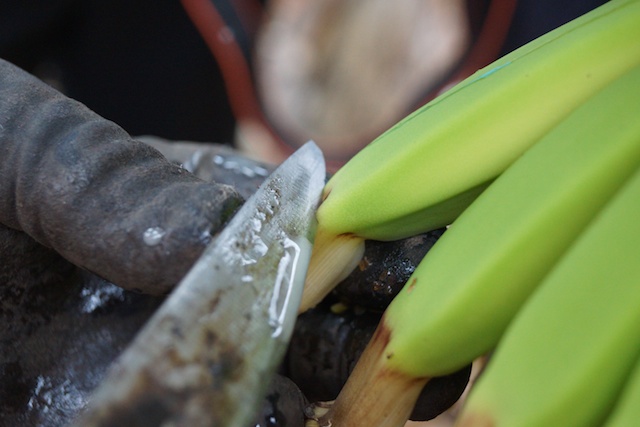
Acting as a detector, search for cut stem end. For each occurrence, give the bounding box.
[300,228,365,313]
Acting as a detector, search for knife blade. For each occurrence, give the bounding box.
[73,141,326,427]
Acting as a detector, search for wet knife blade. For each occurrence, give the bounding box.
[73,141,326,427]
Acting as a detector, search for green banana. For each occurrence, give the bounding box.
[601,355,640,427]
[314,63,640,427]
[456,164,640,427]
[300,0,640,313]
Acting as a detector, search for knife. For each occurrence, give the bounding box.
[72,141,326,427]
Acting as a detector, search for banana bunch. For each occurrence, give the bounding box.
[317,60,640,427]
[300,0,640,313]
[455,159,640,427]
[297,0,640,425]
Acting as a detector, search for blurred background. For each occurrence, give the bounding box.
[0,0,607,171]
[0,1,612,425]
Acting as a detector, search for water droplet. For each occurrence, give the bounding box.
[240,166,256,178]
[200,229,212,245]
[143,227,166,246]
[253,166,269,177]
[182,150,204,173]
[213,154,271,178]
[80,284,125,314]
[213,154,225,165]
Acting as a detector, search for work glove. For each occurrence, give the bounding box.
[0,58,243,295]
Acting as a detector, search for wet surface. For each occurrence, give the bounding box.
[1,140,457,426]
[288,303,471,422]
[253,374,309,427]
[0,268,164,427]
[140,137,276,200]
[333,228,446,311]
[0,141,270,427]
[70,142,323,427]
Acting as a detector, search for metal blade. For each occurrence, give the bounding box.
[73,141,326,427]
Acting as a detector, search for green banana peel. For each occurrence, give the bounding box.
[458,157,640,427]
[602,354,640,427]
[301,0,640,313]
[319,0,640,239]
[319,53,640,427]
[384,63,640,378]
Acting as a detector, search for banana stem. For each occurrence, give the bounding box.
[299,227,365,313]
[315,318,429,427]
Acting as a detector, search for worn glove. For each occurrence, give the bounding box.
[0,58,243,295]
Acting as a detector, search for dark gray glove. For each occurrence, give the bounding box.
[0,58,243,295]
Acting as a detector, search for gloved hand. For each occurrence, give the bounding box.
[0,58,243,295]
